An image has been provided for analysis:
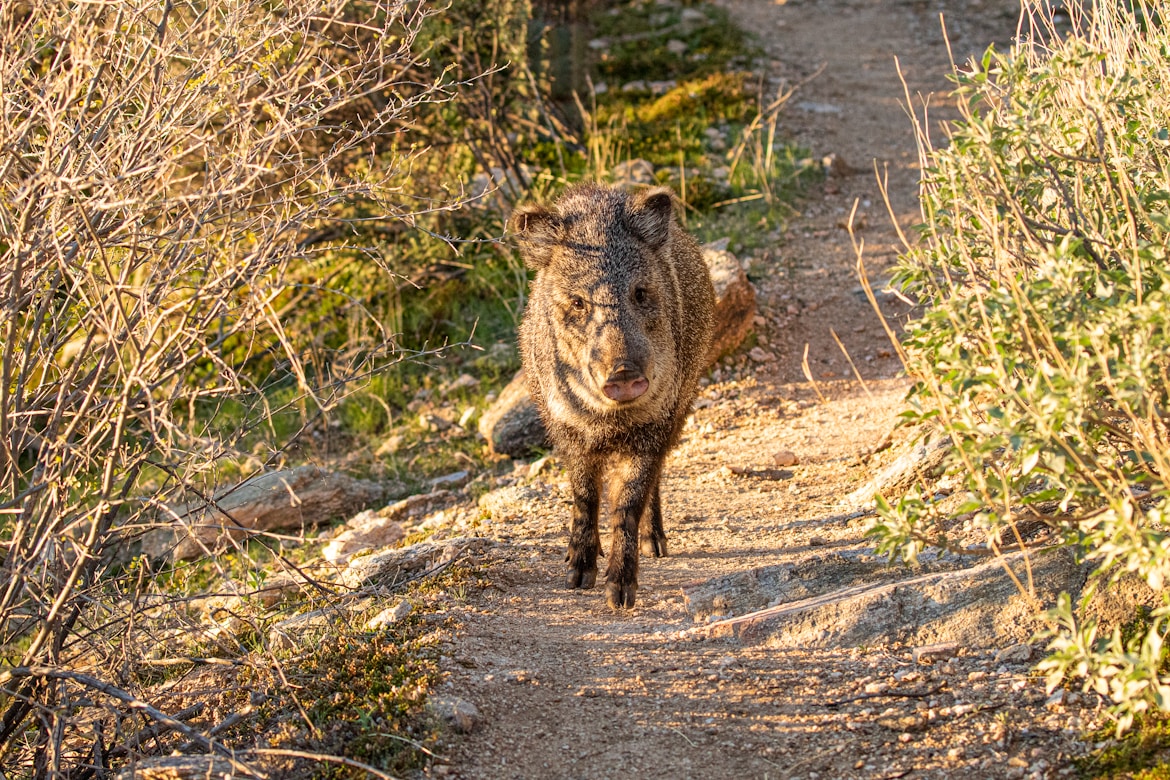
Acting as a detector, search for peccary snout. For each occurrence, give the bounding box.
[602,362,648,403]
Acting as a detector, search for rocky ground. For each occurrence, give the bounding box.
[398,0,1112,778]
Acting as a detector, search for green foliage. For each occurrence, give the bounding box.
[1079,712,1170,778]
[592,0,751,85]
[872,0,1170,735]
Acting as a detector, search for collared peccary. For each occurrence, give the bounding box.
[512,184,715,609]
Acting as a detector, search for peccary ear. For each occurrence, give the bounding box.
[624,186,676,249]
[510,204,561,271]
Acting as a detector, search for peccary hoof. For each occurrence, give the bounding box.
[606,581,637,609]
[640,535,668,558]
[567,567,597,589]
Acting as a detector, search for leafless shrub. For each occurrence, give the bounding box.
[0,0,475,773]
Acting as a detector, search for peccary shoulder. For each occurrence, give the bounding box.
[513,184,714,609]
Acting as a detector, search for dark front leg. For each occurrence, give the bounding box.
[640,482,667,558]
[565,453,602,589]
[605,454,664,609]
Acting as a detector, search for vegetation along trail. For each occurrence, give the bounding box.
[434,0,1102,778]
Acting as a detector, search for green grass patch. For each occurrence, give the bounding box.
[1079,716,1170,779]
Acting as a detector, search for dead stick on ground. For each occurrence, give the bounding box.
[823,683,946,709]
[375,731,447,761]
[243,747,401,780]
[107,703,205,758]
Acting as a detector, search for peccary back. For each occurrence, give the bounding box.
[512,184,714,608]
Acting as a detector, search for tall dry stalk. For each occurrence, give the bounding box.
[0,0,475,773]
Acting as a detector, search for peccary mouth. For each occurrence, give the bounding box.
[602,367,650,403]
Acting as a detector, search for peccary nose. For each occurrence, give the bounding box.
[603,362,649,403]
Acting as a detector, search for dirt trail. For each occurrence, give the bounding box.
[434,2,1099,778]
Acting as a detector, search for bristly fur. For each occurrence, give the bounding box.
[512,183,715,609]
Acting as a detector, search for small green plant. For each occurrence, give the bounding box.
[1078,713,1170,779]
[872,0,1170,735]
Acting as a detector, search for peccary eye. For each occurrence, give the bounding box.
[634,287,648,304]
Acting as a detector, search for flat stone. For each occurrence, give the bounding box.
[322,509,406,563]
[341,537,487,589]
[994,642,1033,665]
[115,756,255,779]
[704,548,1085,649]
[913,642,961,665]
[144,466,384,561]
[367,600,413,629]
[427,694,480,734]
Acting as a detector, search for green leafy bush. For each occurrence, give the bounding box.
[874,0,1170,732]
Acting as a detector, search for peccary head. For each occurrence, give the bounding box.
[513,185,687,422]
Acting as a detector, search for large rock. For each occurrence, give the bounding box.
[478,370,549,457]
[144,465,384,561]
[702,245,757,364]
[340,536,489,589]
[699,547,1086,649]
[479,246,757,457]
[681,551,947,622]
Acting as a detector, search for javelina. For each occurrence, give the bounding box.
[512,184,715,609]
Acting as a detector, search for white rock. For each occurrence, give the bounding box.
[322,510,405,564]
[429,470,470,489]
[428,694,480,733]
[773,450,799,467]
[367,600,413,629]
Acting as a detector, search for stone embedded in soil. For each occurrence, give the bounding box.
[477,482,563,529]
[322,509,406,563]
[341,536,486,589]
[477,369,549,458]
[143,465,384,562]
[428,694,481,734]
[703,548,1086,649]
[704,245,758,365]
[841,435,950,509]
[268,608,335,651]
[912,642,961,665]
[681,552,897,621]
[367,600,413,629]
[994,642,1033,665]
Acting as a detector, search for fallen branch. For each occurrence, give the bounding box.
[823,683,945,709]
[107,703,205,759]
[242,747,402,780]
